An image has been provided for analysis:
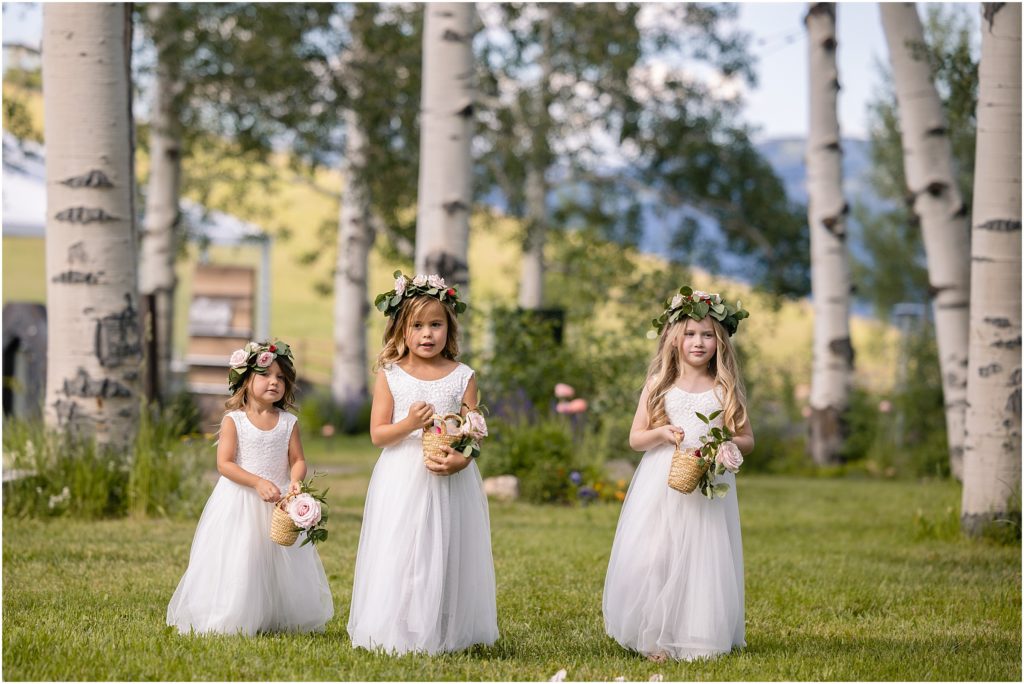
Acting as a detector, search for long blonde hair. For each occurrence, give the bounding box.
[644,318,748,432]
[374,295,461,371]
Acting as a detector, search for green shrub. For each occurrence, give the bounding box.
[298,387,372,436]
[3,404,209,520]
[480,415,579,504]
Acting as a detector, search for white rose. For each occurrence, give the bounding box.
[462,411,489,439]
[228,349,248,367]
[670,294,684,309]
[716,441,743,473]
[427,274,446,289]
[412,274,428,287]
[394,276,406,296]
[692,290,711,300]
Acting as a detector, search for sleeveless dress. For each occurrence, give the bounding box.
[347,362,498,654]
[603,387,745,661]
[166,410,334,635]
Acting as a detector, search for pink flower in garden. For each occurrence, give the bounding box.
[878,400,893,413]
[716,441,743,473]
[555,401,573,414]
[288,493,322,529]
[229,349,248,367]
[256,351,274,368]
[554,383,575,399]
[565,398,588,414]
[321,424,336,437]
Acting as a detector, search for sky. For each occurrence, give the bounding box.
[2,2,979,142]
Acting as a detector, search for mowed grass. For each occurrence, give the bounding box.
[2,436,1020,681]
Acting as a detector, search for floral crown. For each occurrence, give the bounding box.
[652,286,750,337]
[374,270,467,318]
[227,340,295,393]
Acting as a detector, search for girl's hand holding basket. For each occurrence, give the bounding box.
[422,406,489,475]
[270,472,330,547]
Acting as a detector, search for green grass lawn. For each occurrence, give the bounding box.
[2,435,1019,681]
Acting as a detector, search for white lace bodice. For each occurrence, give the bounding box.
[226,410,296,486]
[665,387,725,450]
[382,363,475,440]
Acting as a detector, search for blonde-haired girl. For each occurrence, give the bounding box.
[348,271,498,655]
[603,288,754,662]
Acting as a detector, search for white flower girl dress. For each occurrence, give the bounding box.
[348,363,498,654]
[603,387,745,660]
[167,410,334,635]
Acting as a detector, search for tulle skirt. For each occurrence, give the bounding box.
[167,477,334,635]
[347,439,498,655]
[603,443,745,661]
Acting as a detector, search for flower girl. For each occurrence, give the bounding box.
[348,272,498,654]
[167,341,333,635]
[603,288,754,661]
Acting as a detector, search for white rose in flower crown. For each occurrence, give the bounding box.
[288,493,322,529]
[670,293,684,309]
[427,274,446,289]
[692,290,711,300]
[412,274,428,287]
[394,276,407,296]
[716,441,743,473]
[229,349,248,367]
[256,351,275,368]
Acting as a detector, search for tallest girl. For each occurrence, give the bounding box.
[348,271,498,655]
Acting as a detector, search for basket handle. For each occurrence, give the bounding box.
[275,491,297,511]
[430,413,464,437]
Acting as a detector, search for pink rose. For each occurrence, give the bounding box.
[427,274,446,289]
[256,351,274,368]
[288,493,322,529]
[670,294,684,309]
[716,441,743,473]
[394,276,407,296]
[564,398,588,414]
[462,411,488,439]
[555,401,573,414]
[554,383,575,399]
[412,274,428,287]
[229,349,248,367]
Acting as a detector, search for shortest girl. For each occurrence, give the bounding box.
[167,340,334,635]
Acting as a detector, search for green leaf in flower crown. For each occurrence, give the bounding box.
[680,286,692,296]
[393,270,402,278]
[692,301,710,317]
[390,295,402,307]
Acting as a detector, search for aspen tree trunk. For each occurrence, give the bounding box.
[517,11,552,311]
[139,2,182,402]
[880,2,972,480]
[331,101,372,419]
[961,2,1021,537]
[805,3,852,466]
[42,3,141,448]
[415,2,475,299]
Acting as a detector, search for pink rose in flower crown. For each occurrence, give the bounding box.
[716,441,743,473]
[394,276,407,296]
[412,274,428,287]
[554,383,575,399]
[427,274,446,289]
[288,493,322,529]
[229,349,248,367]
[256,351,275,368]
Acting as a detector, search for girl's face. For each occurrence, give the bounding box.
[249,360,287,406]
[677,318,718,371]
[404,299,449,361]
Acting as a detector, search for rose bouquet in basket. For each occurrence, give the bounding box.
[423,405,489,462]
[270,472,329,547]
[668,409,743,499]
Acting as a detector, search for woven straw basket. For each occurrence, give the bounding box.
[422,413,463,464]
[668,445,709,494]
[270,494,300,546]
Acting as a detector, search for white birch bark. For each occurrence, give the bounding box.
[42,3,140,447]
[139,2,182,402]
[961,2,1022,536]
[415,2,475,300]
[331,102,372,414]
[880,2,972,480]
[805,3,852,466]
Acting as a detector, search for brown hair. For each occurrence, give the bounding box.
[643,317,748,432]
[374,295,460,371]
[224,355,298,413]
